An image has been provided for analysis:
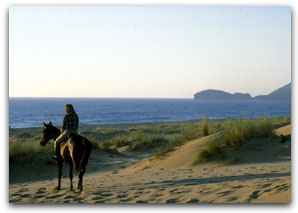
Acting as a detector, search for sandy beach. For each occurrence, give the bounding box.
[9,124,291,204]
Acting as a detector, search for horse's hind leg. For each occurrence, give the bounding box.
[56,162,62,190]
[78,174,83,192]
[69,162,74,191]
[77,168,85,192]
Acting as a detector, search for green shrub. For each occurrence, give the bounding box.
[181,123,200,140]
[134,128,146,141]
[112,135,130,148]
[98,140,112,150]
[257,118,273,138]
[224,154,239,165]
[9,140,24,163]
[149,135,169,146]
[129,142,141,151]
[171,134,187,147]
[193,141,226,164]
[154,124,182,134]
[98,140,120,155]
[223,118,274,148]
[155,147,166,159]
[203,122,209,136]
[202,114,209,136]
[9,139,53,164]
[133,128,169,148]
[165,145,175,153]
[222,119,255,148]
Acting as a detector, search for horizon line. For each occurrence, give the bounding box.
[9,96,194,99]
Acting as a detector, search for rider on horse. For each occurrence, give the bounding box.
[52,104,79,162]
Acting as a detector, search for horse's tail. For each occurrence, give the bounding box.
[78,137,92,174]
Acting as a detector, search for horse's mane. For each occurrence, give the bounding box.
[45,122,60,136]
[50,124,60,132]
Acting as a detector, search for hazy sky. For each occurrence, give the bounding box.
[9,6,291,98]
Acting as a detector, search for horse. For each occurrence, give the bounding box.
[40,122,92,192]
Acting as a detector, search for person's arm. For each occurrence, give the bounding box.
[62,114,68,132]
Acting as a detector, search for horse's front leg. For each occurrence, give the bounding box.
[56,161,62,190]
[69,162,73,191]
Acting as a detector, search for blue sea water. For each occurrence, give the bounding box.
[9,98,291,128]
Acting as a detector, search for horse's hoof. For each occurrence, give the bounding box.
[51,156,58,161]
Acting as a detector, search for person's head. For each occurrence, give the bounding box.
[64,104,76,114]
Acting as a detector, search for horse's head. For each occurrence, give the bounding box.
[40,122,54,146]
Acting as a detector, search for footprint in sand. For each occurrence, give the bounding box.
[200,190,213,195]
[33,194,45,199]
[118,196,133,203]
[260,183,272,188]
[91,195,104,202]
[263,188,272,193]
[35,187,47,194]
[217,190,232,197]
[10,192,21,197]
[166,198,179,203]
[169,188,179,194]
[231,185,244,189]
[9,198,21,203]
[249,191,260,199]
[101,192,113,197]
[117,193,128,198]
[225,197,238,202]
[19,193,31,198]
[136,200,148,203]
[18,188,29,193]
[64,195,76,200]
[45,194,64,199]
[72,197,84,202]
[93,200,105,203]
[274,184,289,192]
[186,198,199,203]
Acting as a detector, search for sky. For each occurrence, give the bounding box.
[9,6,291,98]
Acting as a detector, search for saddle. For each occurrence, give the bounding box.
[67,132,79,139]
[60,132,79,146]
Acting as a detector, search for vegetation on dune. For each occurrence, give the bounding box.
[9,116,290,165]
[97,140,120,155]
[193,140,226,164]
[9,138,54,164]
[202,114,209,136]
[222,117,274,148]
[193,117,287,165]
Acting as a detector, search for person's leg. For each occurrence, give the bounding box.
[53,131,68,161]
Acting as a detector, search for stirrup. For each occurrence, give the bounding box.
[52,155,58,161]
[52,155,63,162]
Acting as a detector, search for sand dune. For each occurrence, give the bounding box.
[274,124,291,136]
[120,132,222,173]
[9,125,291,203]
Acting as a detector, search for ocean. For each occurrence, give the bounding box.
[9,98,291,128]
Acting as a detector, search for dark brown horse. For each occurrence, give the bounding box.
[40,122,92,192]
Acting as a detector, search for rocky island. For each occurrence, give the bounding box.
[194,83,291,101]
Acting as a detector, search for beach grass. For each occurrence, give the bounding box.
[9,137,54,164]
[193,140,226,164]
[9,116,290,166]
[193,117,284,165]
[222,117,275,148]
